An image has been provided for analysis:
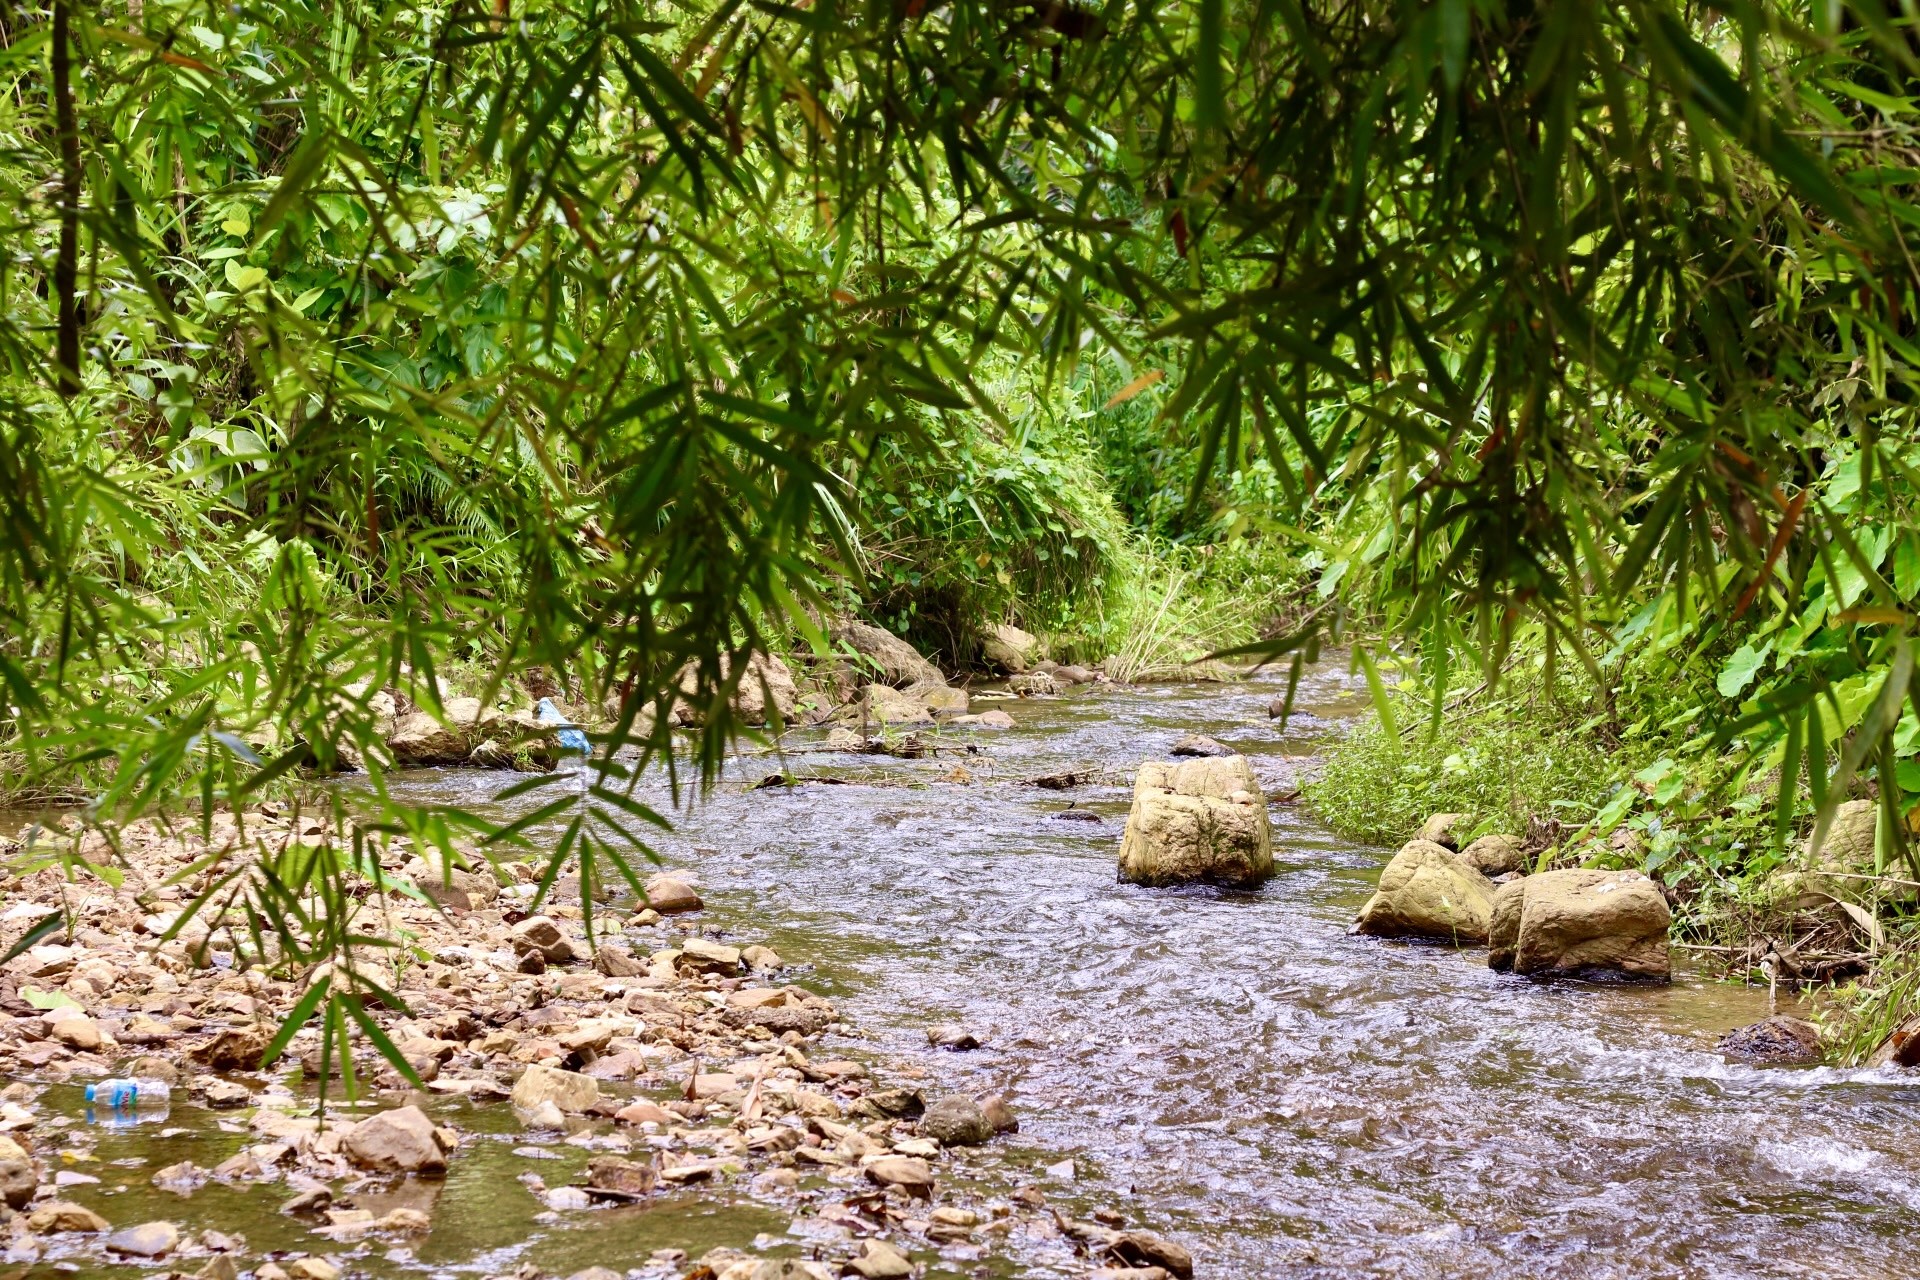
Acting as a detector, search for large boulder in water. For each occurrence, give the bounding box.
[1355,840,1496,943]
[833,620,944,688]
[1117,755,1273,887]
[1488,868,1671,980]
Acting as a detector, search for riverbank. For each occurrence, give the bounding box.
[0,805,1189,1280]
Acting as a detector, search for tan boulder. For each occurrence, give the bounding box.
[511,1064,600,1114]
[1488,868,1670,980]
[29,1200,110,1233]
[642,874,702,915]
[341,1105,450,1175]
[1458,833,1526,877]
[1415,812,1468,850]
[1487,878,1528,971]
[981,623,1039,674]
[832,620,944,688]
[1355,840,1496,943]
[676,651,799,727]
[388,697,499,766]
[1117,755,1273,887]
[860,685,934,726]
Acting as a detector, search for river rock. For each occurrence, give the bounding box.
[50,1014,106,1051]
[1718,1016,1823,1064]
[342,1105,450,1174]
[1414,812,1467,850]
[979,1092,1018,1133]
[192,1025,271,1071]
[1107,1232,1194,1280]
[1777,799,1882,906]
[920,1095,994,1146]
[927,1023,979,1050]
[863,1156,934,1198]
[833,620,944,688]
[982,623,1039,673]
[29,1200,110,1233]
[1169,732,1232,758]
[1867,1013,1920,1069]
[949,710,1015,730]
[587,1155,658,1196]
[1008,670,1058,696]
[846,1239,915,1279]
[643,874,703,914]
[513,1064,600,1114]
[858,684,935,726]
[676,651,799,727]
[1054,664,1097,685]
[388,697,499,766]
[1355,840,1496,943]
[917,683,970,716]
[0,1136,36,1209]
[1117,754,1273,887]
[1487,868,1671,980]
[1458,833,1526,877]
[678,937,742,976]
[105,1220,181,1257]
[511,915,576,963]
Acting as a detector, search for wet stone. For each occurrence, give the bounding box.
[105,1220,181,1257]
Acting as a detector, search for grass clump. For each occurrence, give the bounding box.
[1306,687,1617,848]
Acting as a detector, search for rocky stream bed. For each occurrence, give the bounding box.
[4,663,1920,1280]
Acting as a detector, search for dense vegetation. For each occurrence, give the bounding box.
[7,0,1920,1059]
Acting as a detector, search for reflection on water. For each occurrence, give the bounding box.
[398,664,1920,1280]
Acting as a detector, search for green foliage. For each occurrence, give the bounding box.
[1308,684,1616,848]
[14,0,1920,1079]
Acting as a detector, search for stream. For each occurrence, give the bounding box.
[30,665,1920,1279]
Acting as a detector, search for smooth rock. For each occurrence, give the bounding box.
[927,1023,979,1050]
[920,1095,994,1146]
[979,1092,1018,1133]
[644,875,704,914]
[949,710,1015,730]
[1117,755,1273,887]
[105,1220,181,1257]
[863,1156,934,1198]
[286,1260,342,1280]
[1107,1232,1194,1280]
[845,1238,915,1279]
[512,1064,600,1114]
[1457,833,1526,877]
[982,623,1039,674]
[1487,868,1671,980]
[511,915,575,963]
[678,936,742,976]
[341,1106,450,1175]
[29,1200,110,1232]
[1168,732,1232,758]
[1355,839,1496,944]
[1414,812,1468,850]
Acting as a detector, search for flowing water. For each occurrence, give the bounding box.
[27,666,1920,1278]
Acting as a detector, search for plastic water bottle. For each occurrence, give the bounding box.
[84,1079,170,1109]
[536,698,590,754]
